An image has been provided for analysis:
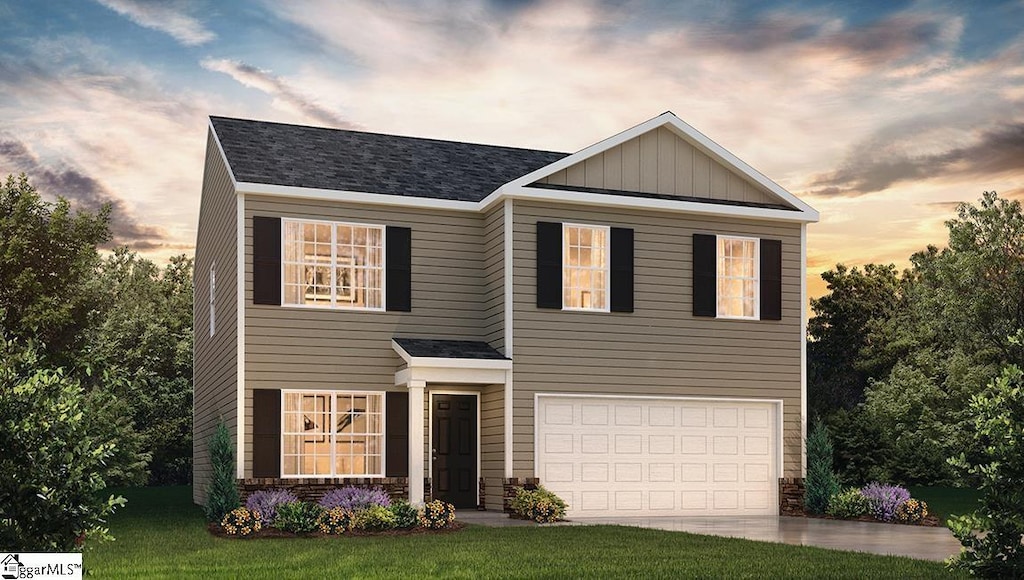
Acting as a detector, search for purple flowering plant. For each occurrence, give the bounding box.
[860,482,911,522]
[245,489,298,526]
[319,486,391,511]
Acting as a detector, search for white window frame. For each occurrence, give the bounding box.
[716,235,760,320]
[561,222,611,313]
[280,390,386,479]
[280,218,386,312]
[208,262,216,337]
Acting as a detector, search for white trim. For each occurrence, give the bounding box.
[533,392,784,510]
[235,192,245,479]
[428,390,481,507]
[208,262,216,338]
[408,380,426,504]
[561,222,612,313]
[277,389,386,480]
[800,222,808,478]
[503,369,513,479]
[503,199,514,479]
[237,181,480,212]
[715,235,760,320]
[395,366,508,386]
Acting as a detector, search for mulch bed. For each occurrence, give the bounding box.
[800,512,941,527]
[208,521,465,539]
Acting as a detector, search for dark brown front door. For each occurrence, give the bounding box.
[431,394,477,509]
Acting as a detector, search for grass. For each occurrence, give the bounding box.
[86,487,961,579]
[909,486,982,522]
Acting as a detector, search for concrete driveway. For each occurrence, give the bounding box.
[562,515,963,562]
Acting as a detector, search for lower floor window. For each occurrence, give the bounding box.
[282,391,383,477]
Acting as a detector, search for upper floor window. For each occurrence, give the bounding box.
[282,391,384,477]
[563,224,610,311]
[208,263,216,337]
[717,236,758,319]
[282,219,384,310]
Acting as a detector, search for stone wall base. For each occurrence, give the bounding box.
[779,477,805,516]
[502,477,540,513]
[237,477,410,504]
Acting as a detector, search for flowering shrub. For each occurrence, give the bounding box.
[895,499,928,524]
[245,489,298,526]
[419,500,456,529]
[388,499,420,529]
[317,507,354,534]
[353,505,398,531]
[274,501,324,533]
[826,487,871,519]
[861,482,911,522]
[221,507,262,537]
[510,486,568,523]
[319,486,391,511]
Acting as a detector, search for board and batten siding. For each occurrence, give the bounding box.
[193,131,239,505]
[537,126,780,207]
[511,200,803,479]
[241,195,491,477]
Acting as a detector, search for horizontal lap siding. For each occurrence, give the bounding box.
[193,133,239,504]
[511,201,803,478]
[243,196,488,477]
[482,204,505,351]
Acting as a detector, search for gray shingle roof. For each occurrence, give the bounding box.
[210,116,568,202]
[393,338,508,360]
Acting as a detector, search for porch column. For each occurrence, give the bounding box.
[408,379,426,504]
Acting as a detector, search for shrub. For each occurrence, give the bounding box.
[352,505,397,531]
[947,362,1024,577]
[204,420,240,523]
[245,489,298,526]
[316,507,353,535]
[274,501,324,534]
[510,486,568,523]
[826,487,870,519]
[419,500,456,529]
[894,498,928,524]
[860,482,910,522]
[388,499,419,529]
[804,419,840,514]
[319,486,391,511]
[220,507,262,537]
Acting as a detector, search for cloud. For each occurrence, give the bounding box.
[200,58,357,128]
[0,134,166,247]
[94,0,215,46]
[810,122,1024,196]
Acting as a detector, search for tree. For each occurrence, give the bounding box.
[204,421,239,522]
[947,361,1024,577]
[804,419,840,514]
[0,339,126,551]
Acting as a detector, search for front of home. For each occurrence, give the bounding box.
[193,112,818,518]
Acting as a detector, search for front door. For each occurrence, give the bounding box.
[431,394,477,509]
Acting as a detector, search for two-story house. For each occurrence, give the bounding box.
[193,111,819,517]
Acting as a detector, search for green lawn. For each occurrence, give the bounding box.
[909,486,982,522]
[86,487,960,579]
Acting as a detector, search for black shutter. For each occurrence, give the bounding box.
[610,227,634,313]
[536,221,562,309]
[692,233,717,317]
[386,226,412,312]
[253,217,281,305]
[760,239,782,321]
[385,392,409,477]
[252,389,281,478]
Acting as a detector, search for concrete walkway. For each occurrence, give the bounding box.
[457,511,962,562]
[562,515,963,562]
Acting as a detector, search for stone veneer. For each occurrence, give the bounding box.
[237,477,411,504]
[779,477,805,516]
[502,477,540,513]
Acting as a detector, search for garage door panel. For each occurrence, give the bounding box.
[537,396,778,517]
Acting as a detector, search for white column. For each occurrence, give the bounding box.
[408,379,426,504]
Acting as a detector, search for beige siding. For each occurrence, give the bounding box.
[511,201,803,479]
[538,127,783,206]
[242,196,489,476]
[193,132,239,505]
[482,203,505,351]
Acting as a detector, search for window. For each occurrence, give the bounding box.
[282,219,384,310]
[208,263,216,337]
[717,236,759,318]
[282,391,384,477]
[562,224,609,310]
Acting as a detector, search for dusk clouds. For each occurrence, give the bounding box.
[1,0,1022,294]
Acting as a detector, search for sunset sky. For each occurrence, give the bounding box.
[2,0,1023,301]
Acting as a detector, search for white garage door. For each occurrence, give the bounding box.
[536,395,779,517]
